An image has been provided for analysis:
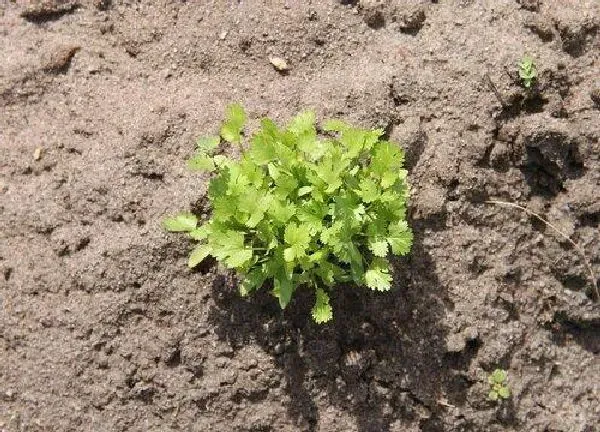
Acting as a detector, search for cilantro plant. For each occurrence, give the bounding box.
[163,104,413,323]
[518,55,537,89]
[488,369,510,401]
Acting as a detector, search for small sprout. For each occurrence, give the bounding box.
[518,55,537,89]
[488,369,510,401]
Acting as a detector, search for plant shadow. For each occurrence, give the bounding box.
[208,219,464,431]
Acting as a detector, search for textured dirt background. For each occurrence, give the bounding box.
[1,0,599,431]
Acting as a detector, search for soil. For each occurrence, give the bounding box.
[1,1,599,431]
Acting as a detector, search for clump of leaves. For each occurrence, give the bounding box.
[163,104,413,323]
[488,369,510,401]
[518,55,537,89]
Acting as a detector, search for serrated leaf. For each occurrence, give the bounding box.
[220,103,246,143]
[268,199,296,224]
[210,230,253,268]
[322,119,350,132]
[491,369,507,384]
[312,288,333,323]
[189,225,209,240]
[357,178,380,203]
[288,111,316,136]
[226,248,253,268]
[284,223,311,261]
[188,244,211,268]
[187,153,215,172]
[240,268,267,296]
[365,258,392,291]
[370,141,405,178]
[196,136,220,152]
[163,213,197,232]
[497,386,510,399]
[387,221,413,255]
[249,133,277,165]
[369,239,388,257]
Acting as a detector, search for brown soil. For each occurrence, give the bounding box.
[1,1,599,431]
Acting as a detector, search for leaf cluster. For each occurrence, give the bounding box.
[164,104,413,323]
[488,369,510,401]
[518,55,537,89]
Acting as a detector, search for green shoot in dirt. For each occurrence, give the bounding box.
[488,369,510,401]
[518,55,537,89]
[163,104,413,324]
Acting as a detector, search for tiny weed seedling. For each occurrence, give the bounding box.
[164,104,413,323]
[488,369,510,401]
[518,55,537,89]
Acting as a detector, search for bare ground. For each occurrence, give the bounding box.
[1,0,599,431]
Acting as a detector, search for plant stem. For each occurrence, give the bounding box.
[485,200,599,301]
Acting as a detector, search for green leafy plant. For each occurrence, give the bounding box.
[488,369,510,401]
[163,104,413,323]
[518,55,537,89]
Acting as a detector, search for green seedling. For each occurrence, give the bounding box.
[518,56,537,89]
[488,369,510,401]
[164,104,413,323]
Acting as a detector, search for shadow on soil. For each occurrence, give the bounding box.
[208,220,467,431]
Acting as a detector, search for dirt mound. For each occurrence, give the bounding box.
[1,0,598,431]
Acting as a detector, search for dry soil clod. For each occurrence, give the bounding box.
[41,45,81,74]
[20,0,79,21]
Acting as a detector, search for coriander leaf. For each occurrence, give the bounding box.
[188,244,211,268]
[284,223,311,261]
[220,103,246,143]
[365,258,392,291]
[387,220,413,255]
[297,185,313,197]
[187,153,216,172]
[249,133,277,165]
[288,111,316,136]
[268,199,296,224]
[340,128,365,158]
[369,238,388,257]
[322,119,350,132]
[497,387,510,399]
[227,248,253,268]
[370,141,405,178]
[163,213,197,232]
[273,275,293,309]
[380,171,398,189]
[491,369,507,383]
[240,267,267,296]
[488,391,499,401]
[189,225,209,240]
[210,230,253,268]
[357,178,380,203]
[311,288,333,323]
[196,136,220,152]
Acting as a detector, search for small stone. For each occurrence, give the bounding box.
[33,147,43,161]
[396,6,426,33]
[269,56,289,72]
[219,30,228,40]
[273,343,285,355]
[42,44,81,73]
